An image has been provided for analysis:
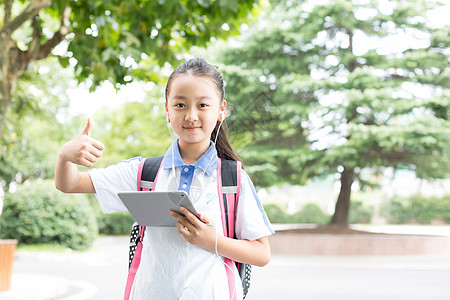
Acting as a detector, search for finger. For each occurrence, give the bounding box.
[83,152,99,164]
[179,207,202,227]
[82,117,93,136]
[88,145,103,158]
[176,221,190,234]
[170,210,187,224]
[90,138,105,151]
[79,158,94,168]
[176,220,183,233]
[171,210,195,234]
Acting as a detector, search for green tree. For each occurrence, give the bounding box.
[0,57,72,188]
[212,0,450,225]
[0,0,259,139]
[91,92,173,167]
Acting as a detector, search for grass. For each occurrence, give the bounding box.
[12,234,121,253]
[16,243,73,253]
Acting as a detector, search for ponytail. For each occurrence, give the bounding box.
[211,121,243,165]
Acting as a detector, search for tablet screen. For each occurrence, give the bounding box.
[117,191,198,227]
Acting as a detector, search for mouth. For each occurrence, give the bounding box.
[183,125,201,131]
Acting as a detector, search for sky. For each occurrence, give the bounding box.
[66,80,151,117]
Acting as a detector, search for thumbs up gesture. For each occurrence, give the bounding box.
[59,117,105,167]
[82,116,94,136]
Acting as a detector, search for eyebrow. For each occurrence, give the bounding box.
[171,95,187,100]
[171,95,213,101]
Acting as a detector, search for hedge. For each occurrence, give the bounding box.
[263,201,373,225]
[291,203,330,225]
[97,211,135,235]
[0,180,98,250]
[348,201,373,224]
[381,194,450,224]
[263,202,331,225]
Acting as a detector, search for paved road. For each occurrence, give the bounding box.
[2,236,450,300]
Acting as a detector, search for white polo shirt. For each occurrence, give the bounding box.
[88,140,274,300]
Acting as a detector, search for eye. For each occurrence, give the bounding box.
[198,103,208,108]
[175,103,186,108]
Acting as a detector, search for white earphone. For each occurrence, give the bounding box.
[166,112,170,123]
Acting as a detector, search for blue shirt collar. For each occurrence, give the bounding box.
[163,139,219,176]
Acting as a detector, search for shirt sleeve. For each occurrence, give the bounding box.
[235,169,275,241]
[88,157,142,214]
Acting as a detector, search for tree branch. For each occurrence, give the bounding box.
[344,27,358,73]
[15,5,71,73]
[29,16,42,55]
[33,5,71,61]
[4,0,13,24]
[0,0,51,35]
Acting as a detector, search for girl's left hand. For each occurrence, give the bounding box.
[170,207,217,252]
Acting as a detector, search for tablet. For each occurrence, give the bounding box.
[117,191,198,227]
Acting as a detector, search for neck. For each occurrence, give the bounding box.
[178,140,211,165]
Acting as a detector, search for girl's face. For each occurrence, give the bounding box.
[165,74,226,151]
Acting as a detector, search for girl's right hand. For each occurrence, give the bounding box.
[59,117,105,168]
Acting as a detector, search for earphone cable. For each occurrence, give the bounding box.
[200,118,224,184]
[166,121,180,188]
[178,242,199,300]
[207,223,237,300]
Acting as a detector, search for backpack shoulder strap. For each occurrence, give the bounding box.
[217,159,241,238]
[126,156,164,299]
[137,156,164,191]
[217,158,242,300]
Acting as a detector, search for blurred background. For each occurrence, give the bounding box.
[0,0,449,299]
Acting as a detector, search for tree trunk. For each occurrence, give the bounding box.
[0,0,60,139]
[0,87,12,140]
[329,166,355,225]
[0,33,17,140]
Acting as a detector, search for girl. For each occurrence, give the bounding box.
[55,58,274,299]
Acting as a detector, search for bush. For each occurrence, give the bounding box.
[381,194,450,224]
[348,201,373,224]
[0,180,98,250]
[263,203,291,223]
[292,203,329,225]
[97,212,135,235]
[264,202,330,224]
[437,196,450,223]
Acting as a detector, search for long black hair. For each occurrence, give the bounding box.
[165,58,242,164]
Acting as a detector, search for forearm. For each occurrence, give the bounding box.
[216,235,271,267]
[55,155,94,193]
[55,118,102,194]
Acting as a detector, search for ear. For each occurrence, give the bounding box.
[218,100,227,122]
[164,103,170,123]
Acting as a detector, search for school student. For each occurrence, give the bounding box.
[55,58,274,299]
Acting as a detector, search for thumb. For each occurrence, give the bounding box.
[82,117,93,136]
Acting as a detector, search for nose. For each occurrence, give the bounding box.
[185,107,198,122]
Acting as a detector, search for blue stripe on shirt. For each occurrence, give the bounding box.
[115,156,143,166]
[242,171,275,235]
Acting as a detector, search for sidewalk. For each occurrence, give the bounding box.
[0,274,97,300]
[1,225,450,300]
[0,236,128,300]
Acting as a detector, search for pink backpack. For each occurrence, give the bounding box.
[124,157,251,299]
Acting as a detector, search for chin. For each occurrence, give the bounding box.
[180,136,210,146]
